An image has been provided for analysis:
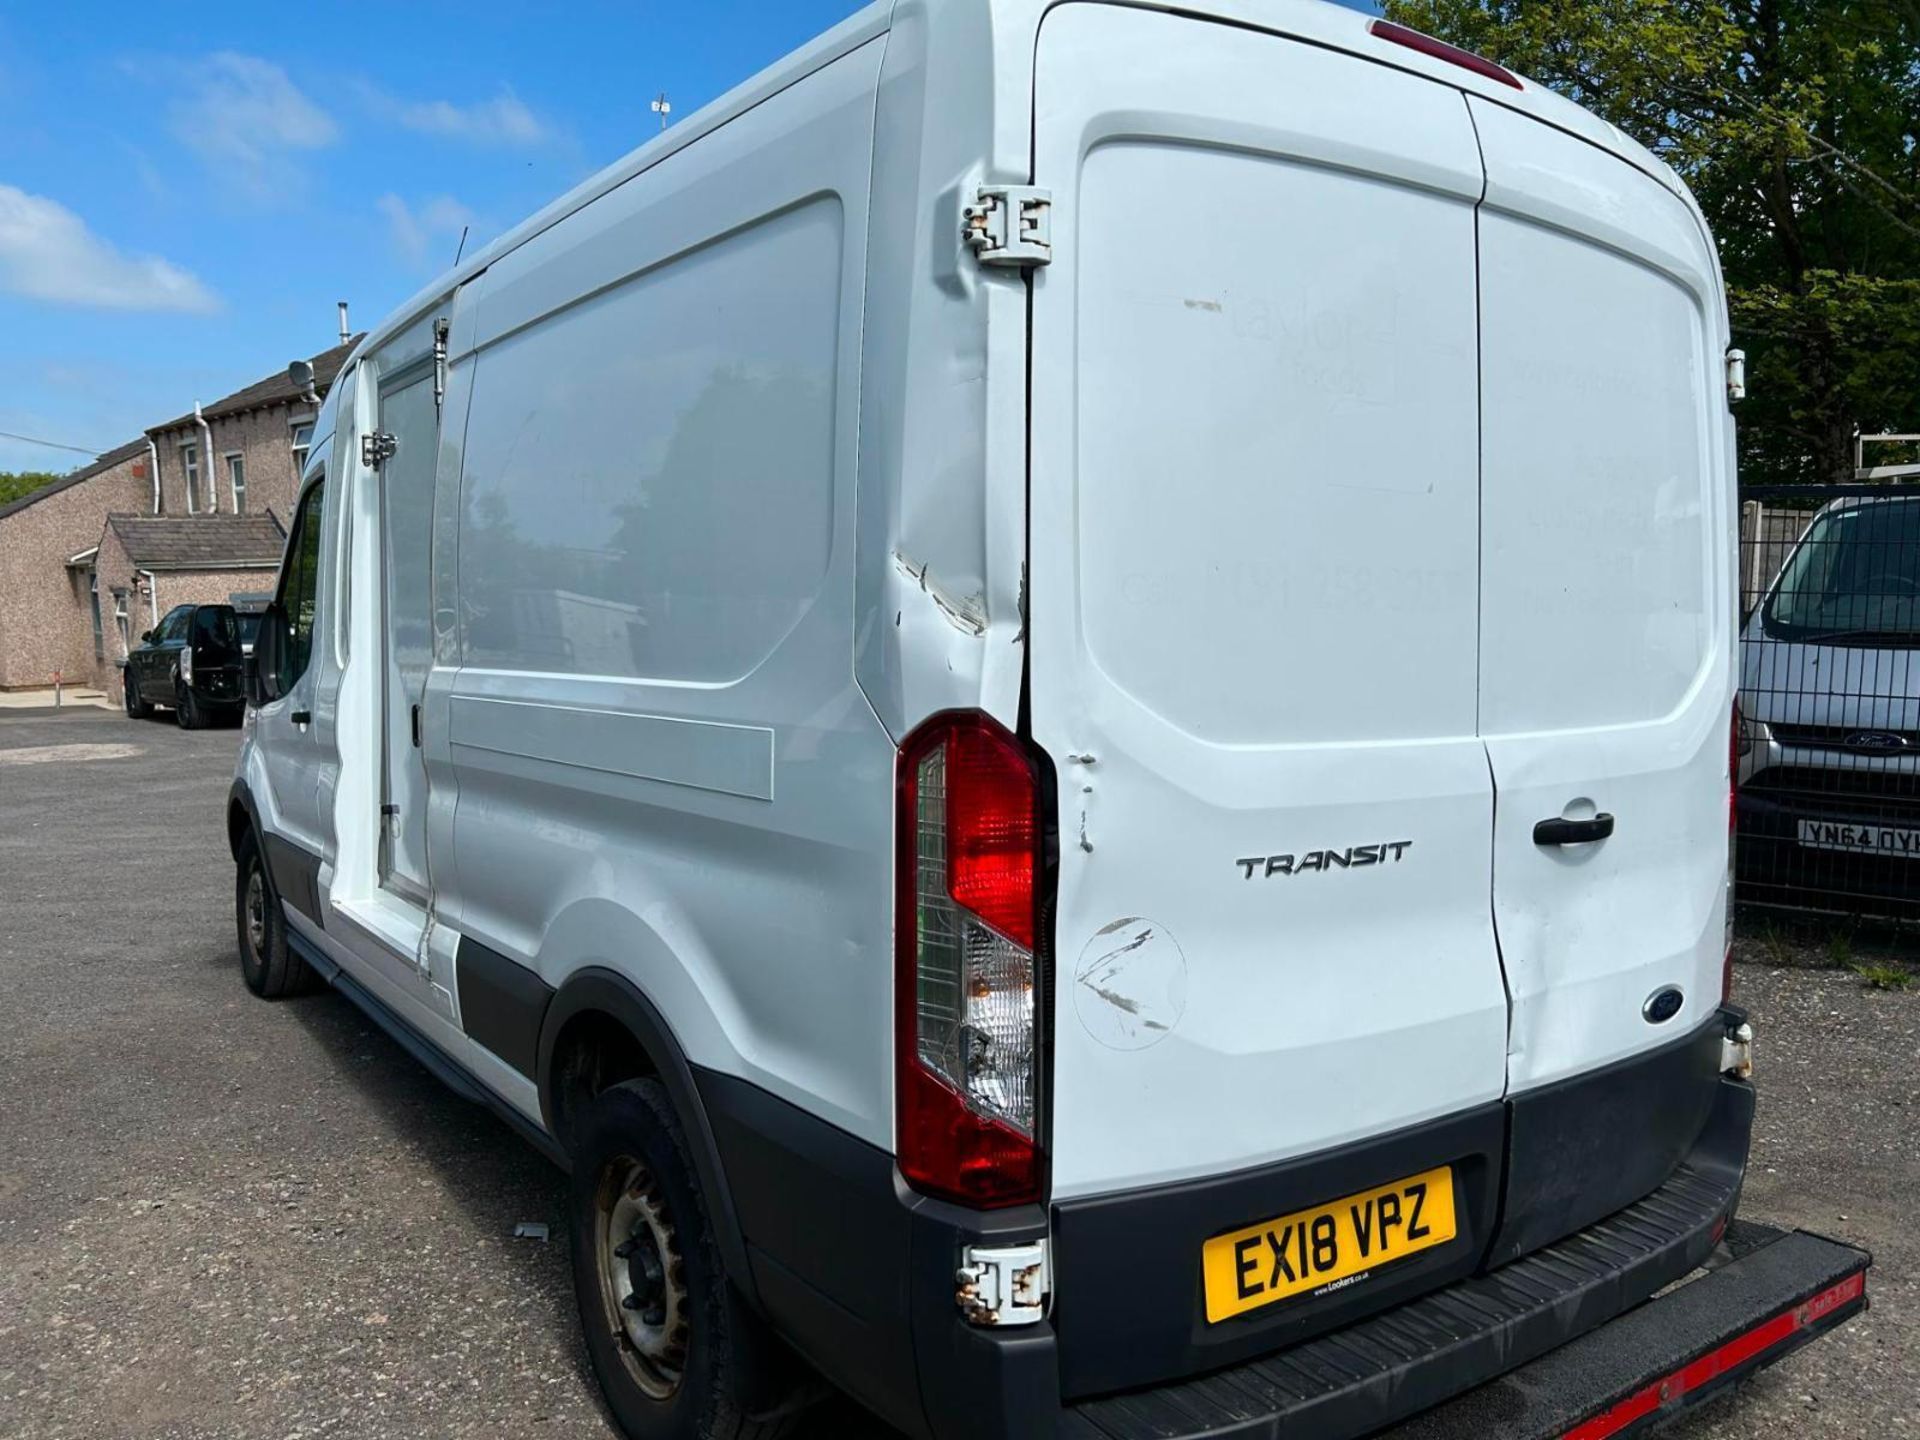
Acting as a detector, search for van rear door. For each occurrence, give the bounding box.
[1028,4,1507,1201]
[1471,98,1733,1105]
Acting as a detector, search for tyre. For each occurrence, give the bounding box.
[124,676,150,719]
[234,831,313,998]
[569,1079,797,1440]
[175,681,205,730]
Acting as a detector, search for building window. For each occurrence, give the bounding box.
[113,590,130,655]
[291,423,314,476]
[226,452,247,513]
[182,443,202,514]
[89,571,104,660]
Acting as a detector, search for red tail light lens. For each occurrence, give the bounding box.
[945,722,1039,949]
[896,711,1042,1208]
[1370,19,1523,89]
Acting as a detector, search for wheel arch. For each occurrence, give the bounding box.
[538,967,758,1309]
[227,779,262,861]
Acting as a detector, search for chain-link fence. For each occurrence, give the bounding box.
[1738,483,1920,919]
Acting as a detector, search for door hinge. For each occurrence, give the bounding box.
[963,185,1052,269]
[956,1240,1049,1327]
[362,431,399,468]
[432,316,450,415]
[1725,348,1748,404]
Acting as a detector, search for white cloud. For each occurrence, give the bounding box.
[366,85,551,148]
[169,52,336,199]
[378,193,478,268]
[0,184,217,312]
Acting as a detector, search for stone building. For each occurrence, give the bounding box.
[92,514,285,672]
[0,440,151,692]
[0,334,359,701]
[145,337,354,522]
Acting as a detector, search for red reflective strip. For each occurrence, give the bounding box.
[1562,1271,1866,1440]
[1368,19,1524,89]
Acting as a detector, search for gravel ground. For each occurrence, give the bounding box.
[0,706,1912,1439]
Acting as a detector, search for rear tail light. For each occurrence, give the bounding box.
[896,712,1042,1207]
[179,646,194,685]
[1369,19,1523,89]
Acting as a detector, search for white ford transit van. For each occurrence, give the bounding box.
[227,3,1869,1436]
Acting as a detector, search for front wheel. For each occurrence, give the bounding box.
[569,1079,796,1440]
[124,675,150,719]
[234,831,312,998]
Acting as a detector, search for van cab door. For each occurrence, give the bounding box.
[1028,5,1508,1202]
[1471,99,1734,1101]
[256,478,331,869]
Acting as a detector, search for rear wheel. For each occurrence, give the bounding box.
[569,1079,796,1440]
[175,681,205,730]
[234,831,312,998]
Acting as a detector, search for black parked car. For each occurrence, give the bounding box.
[123,603,253,728]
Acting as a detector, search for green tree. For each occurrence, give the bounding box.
[0,471,63,507]
[1382,0,1920,485]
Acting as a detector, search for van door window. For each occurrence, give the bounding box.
[277,481,326,693]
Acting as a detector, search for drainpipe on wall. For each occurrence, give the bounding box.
[145,437,162,514]
[142,571,161,630]
[195,403,217,513]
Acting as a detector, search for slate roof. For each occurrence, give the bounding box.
[0,438,149,524]
[106,512,286,571]
[151,335,363,435]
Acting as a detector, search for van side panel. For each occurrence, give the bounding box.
[440,39,898,1148]
[852,0,1035,742]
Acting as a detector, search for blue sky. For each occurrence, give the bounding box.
[0,0,1370,474]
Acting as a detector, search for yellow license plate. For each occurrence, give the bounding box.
[1201,1165,1456,1323]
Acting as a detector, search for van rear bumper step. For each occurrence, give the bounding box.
[1390,1224,1868,1440]
[1060,1218,1870,1440]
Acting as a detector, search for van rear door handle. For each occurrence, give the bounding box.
[1533,813,1614,846]
[290,710,312,727]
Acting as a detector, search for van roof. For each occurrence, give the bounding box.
[349,0,1700,366]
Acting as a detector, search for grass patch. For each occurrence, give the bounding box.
[1756,920,1793,965]
[1826,931,1856,969]
[1852,962,1915,992]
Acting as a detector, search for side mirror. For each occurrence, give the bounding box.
[250,603,287,705]
[140,630,152,644]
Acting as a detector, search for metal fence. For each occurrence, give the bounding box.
[1737,482,1920,920]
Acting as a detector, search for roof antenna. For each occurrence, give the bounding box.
[453,224,470,267]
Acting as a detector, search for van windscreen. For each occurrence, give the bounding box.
[1766,500,1920,645]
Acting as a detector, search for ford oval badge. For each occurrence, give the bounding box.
[1643,986,1684,1025]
